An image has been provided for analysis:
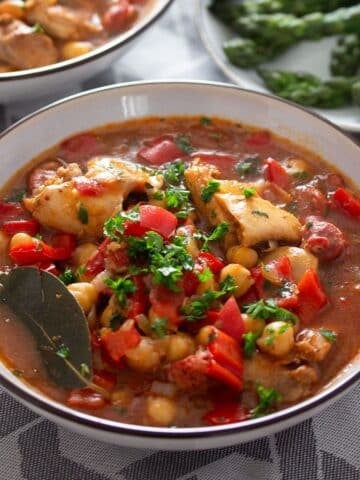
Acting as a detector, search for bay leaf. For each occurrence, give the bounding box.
[0,267,93,389]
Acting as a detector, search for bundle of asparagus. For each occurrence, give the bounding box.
[209,0,360,108]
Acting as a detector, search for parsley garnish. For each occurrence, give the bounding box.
[78,204,89,224]
[252,210,269,218]
[164,186,194,219]
[201,180,220,203]
[219,275,237,295]
[198,222,229,251]
[151,318,168,338]
[251,384,282,418]
[319,328,337,343]
[175,135,194,154]
[243,331,260,358]
[243,187,256,198]
[104,276,137,307]
[103,207,139,240]
[243,299,298,325]
[33,23,45,34]
[163,160,186,185]
[56,344,70,359]
[197,268,213,283]
[200,116,212,126]
[59,268,78,285]
[236,154,260,177]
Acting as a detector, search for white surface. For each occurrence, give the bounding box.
[196,0,360,132]
[0,81,359,450]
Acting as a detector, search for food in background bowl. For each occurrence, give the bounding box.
[0,114,359,429]
[0,0,153,72]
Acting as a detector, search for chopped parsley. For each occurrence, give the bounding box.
[319,328,337,343]
[59,268,78,285]
[219,275,237,295]
[197,268,213,283]
[56,344,70,359]
[251,384,282,418]
[33,23,45,34]
[292,171,309,182]
[201,180,220,203]
[251,210,269,218]
[104,276,137,307]
[197,222,229,251]
[163,160,186,185]
[243,187,256,198]
[243,331,260,358]
[78,204,89,224]
[236,154,260,177]
[164,186,194,219]
[200,116,212,126]
[103,207,139,240]
[151,318,168,338]
[175,135,194,154]
[243,299,298,325]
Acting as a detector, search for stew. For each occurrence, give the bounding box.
[0,116,359,427]
[0,0,152,72]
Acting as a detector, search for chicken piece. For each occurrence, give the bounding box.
[26,0,103,40]
[244,352,318,403]
[295,328,332,363]
[185,162,301,248]
[23,156,153,238]
[0,14,58,69]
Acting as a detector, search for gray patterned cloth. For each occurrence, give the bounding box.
[0,1,359,479]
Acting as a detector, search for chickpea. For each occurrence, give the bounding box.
[220,264,253,297]
[0,1,25,19]
[196,325,216,346]
[196,275,218,296]
[226,246,258,269]
[125,338,161,372]
[146,396,176,426]
[263,246,318,283]
[10,232,35,250]
[67,282,98,313]
[100,297,120,328]
[61,41,93,60]
[167,333,195,362]
[111,389,132,406]
[257,321,295,358]
[242,313,265,335]
[72,242,97,268]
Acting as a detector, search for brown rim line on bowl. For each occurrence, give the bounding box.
[0,81,359,450]
[0,0,174,103]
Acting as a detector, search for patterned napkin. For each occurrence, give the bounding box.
[0,1,359,478]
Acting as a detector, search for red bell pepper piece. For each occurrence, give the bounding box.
[93,370,117,392]
[207,359,243,391]
[333,188,360,219]
[101,321,141,363]
[296,269,327,324]
[45,233,76,260]
[182,270,200,296]
[138,136,184,165]
[149,284,184,327]
[208,327,243,378]
[0,201,23,220]
[264,157,290,189]
[216,296,244,342]
[60,133,102,162]
[245,130,270,146]
[198,251,225,274]
[67,388,106,410]
[74,177,105,196]
[2,219,39,236]
[126,276,148,319]
[262,256,293,285]
[203,401,249,425]
[139,205,177,239]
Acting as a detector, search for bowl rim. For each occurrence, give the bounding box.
[0,0,174,82]
[0,79,359,440]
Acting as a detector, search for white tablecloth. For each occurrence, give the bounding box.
[0,1,359,479]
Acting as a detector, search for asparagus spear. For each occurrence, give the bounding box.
[209,0,358,19]
[223,38,285,68]
[233,5,360,45]
[258,68,359,108]
[330,34,360,76]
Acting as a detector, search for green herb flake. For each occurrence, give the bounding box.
[251,384,282,418]
[243,299,298,325]
[182,289,223,322]
[104,276,137,308]
[79,363,90,378]
[56,344,70,359]
[200,116,212,126]
[197,268,213,283]
[319,328,337,343]
[33,23,45,34]
[12,369,24,377]
[175,135,194,154]
[163,160,186,185]
[243,332,260,358]
[209,132,223,140]
[243,187,256,198]
[201,222,229,251]
[78,204,89,225]
[219,275,237,295]
[252,210,269,218]
[152,190,164,200]
[201,180,220,203]
[151,318,168,338]
[59,268,78,286]
[292,171,309,182]
[103,207,139,241]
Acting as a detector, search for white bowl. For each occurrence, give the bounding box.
[0,0,173,103]
[0,81,359,450]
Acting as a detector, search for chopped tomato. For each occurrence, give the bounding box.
[207,359,243,391]
[0,201,23,220]
[296,269,328,324]
[48,233,76,260]
[67,388,106,410]
[101,322,141,363]
[74,177,105,196]
[2,219,39,236]
[149,284,184,327]
[333,188,360,219]
[245,130,270,146]
[216,297,244,342]
[203,401,249,425]
[138,136,184,165]
[102,1,135,32]
[208,327,243,378]
[124,220,147,237]
[182,270,200,296]
[262,256,293,285]
[126,276,148,319]
[139,205,177,239]
[60,133,102,162]
[264,157,290,189]
[93,370,117,392]
[198,251,225,274]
